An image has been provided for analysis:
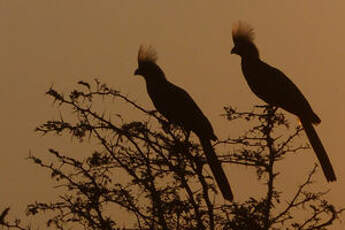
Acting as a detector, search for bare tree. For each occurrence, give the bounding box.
[1,80,343,230]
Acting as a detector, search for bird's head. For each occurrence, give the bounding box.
[134,45,164,79]
[231,21,259,59]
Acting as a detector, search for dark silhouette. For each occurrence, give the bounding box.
[134,45,233,201]
[2,81,342,229]
[230,21,336,182]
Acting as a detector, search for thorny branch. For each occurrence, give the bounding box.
[1,80,343,230]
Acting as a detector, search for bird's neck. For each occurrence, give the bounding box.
[145,72,167,84]
[144,72,168,94]
[240,50,260,60]
[241,55,260,68]
[240,57,261,83]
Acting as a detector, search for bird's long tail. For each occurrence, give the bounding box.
[199,137,233,201]
[301,119,336,182]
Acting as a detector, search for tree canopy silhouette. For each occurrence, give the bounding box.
[0,80,343,230]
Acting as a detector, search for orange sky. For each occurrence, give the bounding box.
[1,1,344,228]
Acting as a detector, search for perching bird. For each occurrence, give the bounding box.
[134,45,234,201]
[230,21,336,182]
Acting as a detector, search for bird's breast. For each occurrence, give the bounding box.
[240,60,276,104]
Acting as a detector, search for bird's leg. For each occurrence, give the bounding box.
[265,105,276,117]
[270,106,278,114]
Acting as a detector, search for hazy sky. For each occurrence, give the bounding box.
[1,1,344,228]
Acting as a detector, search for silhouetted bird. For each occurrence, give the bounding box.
[134,45,234,201]
[230,21,336,182]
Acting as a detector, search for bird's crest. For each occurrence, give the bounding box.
[232,21,255,44]
[138,44,158,63]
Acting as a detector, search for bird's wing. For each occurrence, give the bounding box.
[149,81,216,140]
[252,61,315,118]
[152,82,232,200]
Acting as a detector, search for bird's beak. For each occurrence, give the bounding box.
[134,68,140,75]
